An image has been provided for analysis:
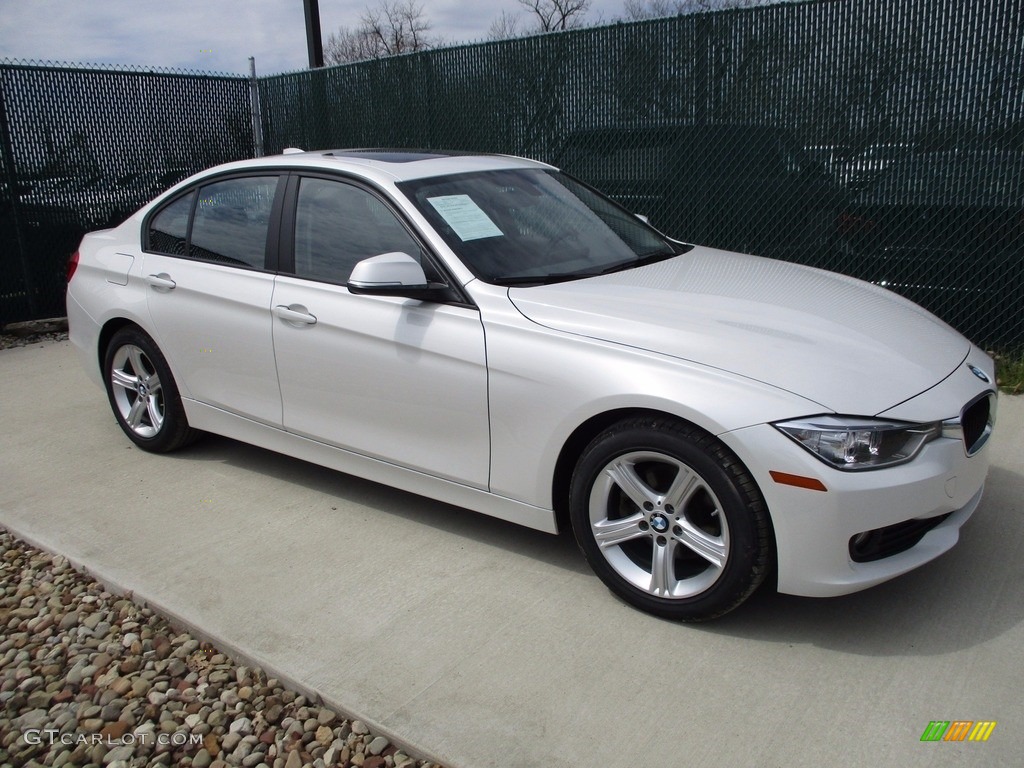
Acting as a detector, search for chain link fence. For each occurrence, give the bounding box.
[0,61,253,323]
[3,0,1023,351]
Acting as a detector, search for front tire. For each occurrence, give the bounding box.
[103,326,198,452]
[569,417,772,621]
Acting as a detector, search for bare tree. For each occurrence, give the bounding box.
[517,0,593,32]
[489,10,524,40]
[324,0,436,64]
[622,0,776,20]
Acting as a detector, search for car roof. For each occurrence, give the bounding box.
[202,148,553,185]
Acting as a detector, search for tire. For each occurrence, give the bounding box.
[103,326,199,453]
[569,417,771,621]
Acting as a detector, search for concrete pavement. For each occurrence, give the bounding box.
[2,339,1022,767]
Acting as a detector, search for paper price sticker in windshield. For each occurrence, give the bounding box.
[427,195,504,241]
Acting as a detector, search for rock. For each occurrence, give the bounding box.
[351,720,369,736]
[193,751,213,768]
[230,716,253,736]
[316,709,336,726]
[18,675,44,692]
[221,732,242,752]
[103,745,135,763]
[26,690,53,708]
[315,725,334,746]
[203,732,219,755]
[285,750,303,768]
[153,635,172,659]
[366,736,389,756]
[100,720,130,741]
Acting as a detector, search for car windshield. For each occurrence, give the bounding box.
[398,168,683,285]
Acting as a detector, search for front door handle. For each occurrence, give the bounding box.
[146,273,176,290]
[273,305,317,325]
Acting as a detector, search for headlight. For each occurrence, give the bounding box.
[773,416,942,471]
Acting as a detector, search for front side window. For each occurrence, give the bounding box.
[189,177,278,269]
[399,169,680,285]
[293,177,427,284]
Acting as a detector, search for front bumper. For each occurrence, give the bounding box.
[720,360,995,598]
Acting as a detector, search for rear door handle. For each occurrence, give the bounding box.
[273,305,317,325]
[146,273,176,290]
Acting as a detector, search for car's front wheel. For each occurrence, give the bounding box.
[103,326,198,452]
[569,417,772,621]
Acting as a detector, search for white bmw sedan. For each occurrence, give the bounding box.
[67,150,996,620]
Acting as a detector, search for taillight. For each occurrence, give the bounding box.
[67,250,80,282]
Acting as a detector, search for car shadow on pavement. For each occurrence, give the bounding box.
[162,433,590,575]
[161,434,1023,654]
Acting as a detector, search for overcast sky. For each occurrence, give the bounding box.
[0,0,636,76]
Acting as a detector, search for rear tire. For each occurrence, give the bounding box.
[569,417,771,621]
[103,326,199,452]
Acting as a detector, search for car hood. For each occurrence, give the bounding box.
[508,247,969,415]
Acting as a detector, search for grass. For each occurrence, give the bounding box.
[992,349,1024,395]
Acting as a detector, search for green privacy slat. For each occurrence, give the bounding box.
[2,0,1022,350]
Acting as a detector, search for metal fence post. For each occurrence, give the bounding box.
[250,57,264,158]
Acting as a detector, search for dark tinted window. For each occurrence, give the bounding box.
[189,177,278,269]
[147,193,192,255]
[293,177,425,284]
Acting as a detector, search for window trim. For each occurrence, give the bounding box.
[142,171,286,273]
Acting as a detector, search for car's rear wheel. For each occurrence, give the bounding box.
[103,327,198,452]
[569,417,772,621]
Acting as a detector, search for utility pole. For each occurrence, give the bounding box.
[303,0,325,68]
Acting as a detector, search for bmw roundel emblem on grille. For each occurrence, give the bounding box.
[968,364,990,383]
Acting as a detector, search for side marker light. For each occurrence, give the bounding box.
[769,471,828,492]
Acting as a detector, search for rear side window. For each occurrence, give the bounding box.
[145,175,279,270]
[147,193,192,255]
[190,177,278,268]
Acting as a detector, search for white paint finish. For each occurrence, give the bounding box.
[270,277,490,487]
[509,246,970,415]
[141,252,282,425]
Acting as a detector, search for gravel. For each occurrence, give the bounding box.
[1,524,446,768]
[0,321,69,351]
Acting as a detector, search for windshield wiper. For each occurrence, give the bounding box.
[492,273,581,286]
[494,248,687,287]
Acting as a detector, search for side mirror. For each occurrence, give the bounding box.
[347,252,456,302]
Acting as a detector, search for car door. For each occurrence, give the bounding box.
[271,174,490,487]
[143,174,283,425]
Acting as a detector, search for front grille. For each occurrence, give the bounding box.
[849,513,952,563]
[961,395,992,455]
